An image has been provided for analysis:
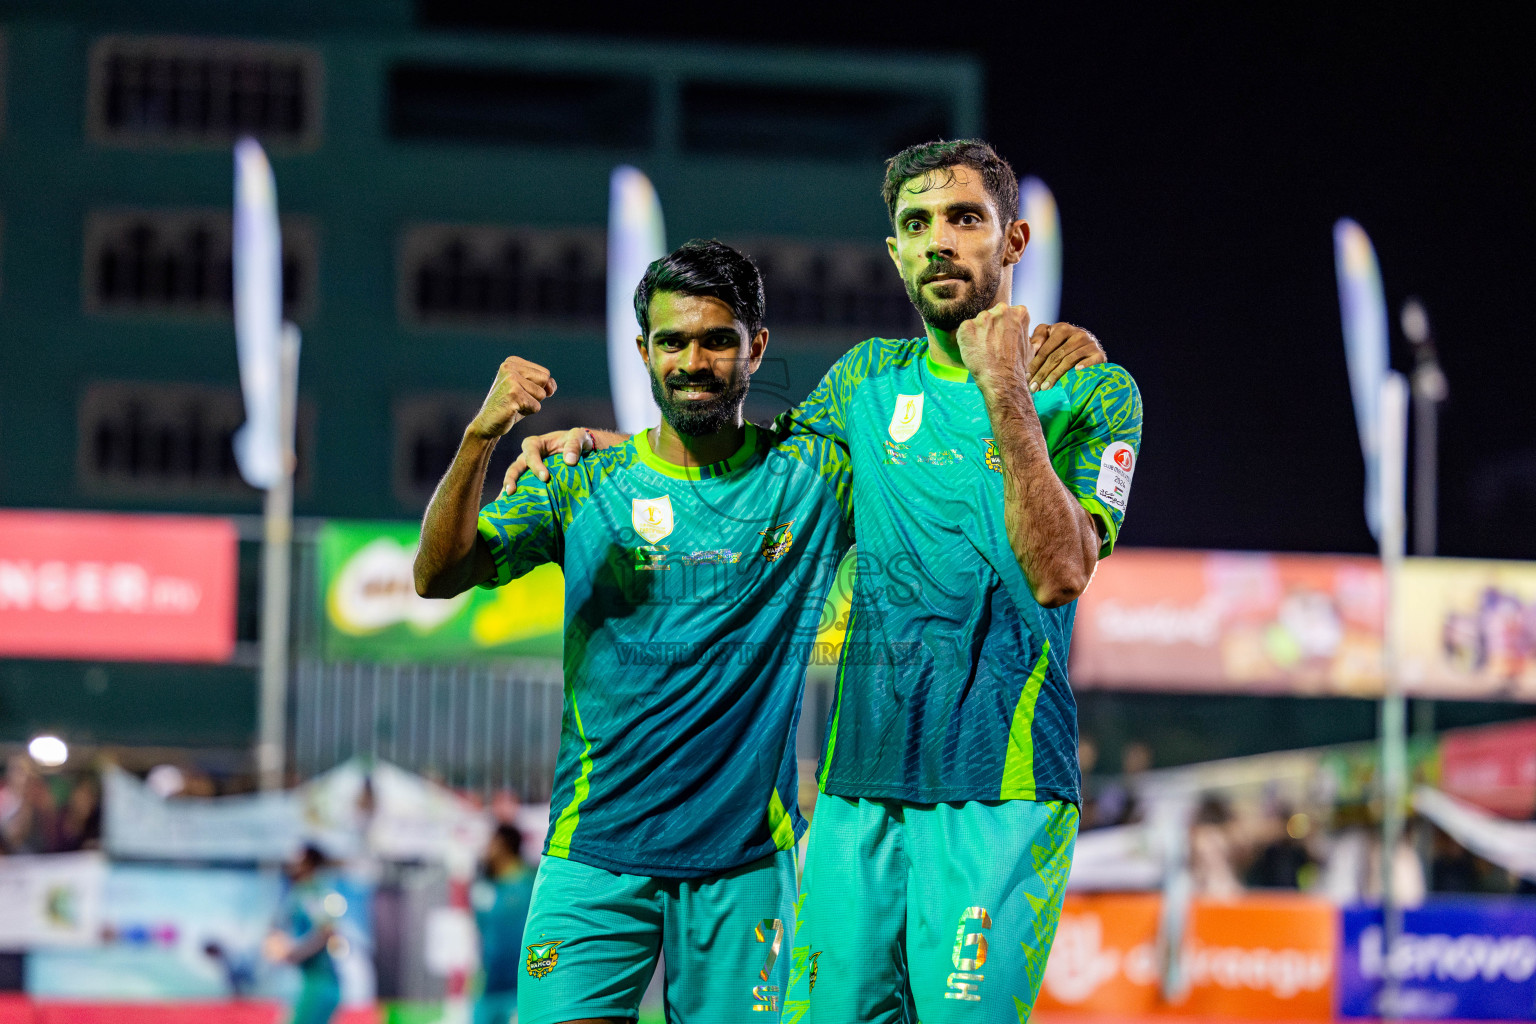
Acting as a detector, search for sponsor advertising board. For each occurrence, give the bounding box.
[1340,900,1536,1020]
[0,852,106,951]
[319,520,562,660]
[1439,719,1536,820]
[0,510,236,662]
[1400,558,1536,701]
[1072,549,1383,697]
[1037,893,1336,1019]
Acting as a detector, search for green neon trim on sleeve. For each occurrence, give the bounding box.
[817,610,853,792]
[767,788,798,851]
[474,515,514,587]
[545,684,595,858]
[633,423,759,480]
[1076,495,1119,558]
[1000,643,1051,799]
[924,352,971,383]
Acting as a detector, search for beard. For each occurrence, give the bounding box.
[903,253,1005,332]
[649,365,751,437]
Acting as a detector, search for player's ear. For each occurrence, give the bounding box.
[634,334,648,363]
[885,235,900,270]
[747,328,768,373]
[1002,218,1030,269]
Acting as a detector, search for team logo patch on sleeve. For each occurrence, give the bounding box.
[1095,442,1136,512]
[888,393,924,442]
[632,496,675,543]
[526,939,563,978]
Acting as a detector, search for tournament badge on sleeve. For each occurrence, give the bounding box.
[526,939,563,979]
[889,393,924,442]
[1095,442,1136,512]
[632,496,675,543]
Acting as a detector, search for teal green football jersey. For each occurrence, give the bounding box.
[780,337,1142,805]
[477,424,852,877]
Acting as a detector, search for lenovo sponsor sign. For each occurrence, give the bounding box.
[1037,893,1336,1019]
[0,510,235,662]
[1340,900,1536,1020]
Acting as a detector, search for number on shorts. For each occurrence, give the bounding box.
[751,918,784,1012]
[945,906,992,1002]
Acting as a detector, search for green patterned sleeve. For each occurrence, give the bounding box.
[777,433,855,535]
[772,338,893,447]
[475,471,563,588]
[1050,364,1143,558]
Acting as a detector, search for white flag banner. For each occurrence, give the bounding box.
[607,165,666,435]
[233,137,285,489]
[1012,175,1062,327]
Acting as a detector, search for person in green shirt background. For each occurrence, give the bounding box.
[265,844,343,1024]
[472,824,534,1024]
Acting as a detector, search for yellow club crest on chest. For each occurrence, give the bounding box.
[889,392,925,442]
[632,495,675,544]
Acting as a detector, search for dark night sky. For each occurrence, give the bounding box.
[424,3,1536,560]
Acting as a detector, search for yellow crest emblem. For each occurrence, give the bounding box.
[983,438,1003,473]
[526,939,563,979]
[759,521,795,562]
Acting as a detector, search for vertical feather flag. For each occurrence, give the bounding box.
[233,138,285,489]
[1012,176,1062,328]
[607,167,666,435]
[1333,218,1390,540]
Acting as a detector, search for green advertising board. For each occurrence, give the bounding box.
[319,520,564,661]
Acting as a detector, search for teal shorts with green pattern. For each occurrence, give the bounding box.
[785,795,1077,1024]
[517,849,797,1024]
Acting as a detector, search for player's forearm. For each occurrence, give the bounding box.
[981,373,1099,608]
[286,925,332,964]
[414,430,497,599]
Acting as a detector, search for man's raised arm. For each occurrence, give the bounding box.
[414,356,556,599]
[960,308,1102,608]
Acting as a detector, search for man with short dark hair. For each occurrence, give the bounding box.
[471,824,534,1024]
[414,240,854,1023]
[780,138,1142,1021]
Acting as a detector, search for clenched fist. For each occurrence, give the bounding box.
[468,356,557,441]
[957,303,1035,391]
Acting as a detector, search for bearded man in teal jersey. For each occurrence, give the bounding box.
[504,141,1139,1022]
[776,140,1142,1022]
[414,240,854,1024]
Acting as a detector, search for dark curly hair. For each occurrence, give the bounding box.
[634,239,766,341]
[882,139,1019,227]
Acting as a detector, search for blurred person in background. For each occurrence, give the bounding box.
[265,844,343,1024]
[1321,803,1426,906]
[0,754,58,854]
[1244,802,1317,890]
[1077,735,1101,830]
[472,824,534,1024]
[56,773,102,852]
[1092,740,1152,828]
[1189,794,1244,899]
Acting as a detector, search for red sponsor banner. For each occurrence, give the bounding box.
[0,510,236,662]
[1072,549,1384,697]
[1439,718,1536,819]
[1038,894,1336,1020]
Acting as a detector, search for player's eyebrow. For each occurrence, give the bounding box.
[941,200,991,221]
[650,326,741,343]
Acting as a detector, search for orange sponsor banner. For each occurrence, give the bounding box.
[1038,894,1337,1020]
[1071,549,1384,696]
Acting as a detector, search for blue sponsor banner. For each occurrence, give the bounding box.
[1340,899,1536,1020]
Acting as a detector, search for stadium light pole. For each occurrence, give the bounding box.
[1401,298,1446,743]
